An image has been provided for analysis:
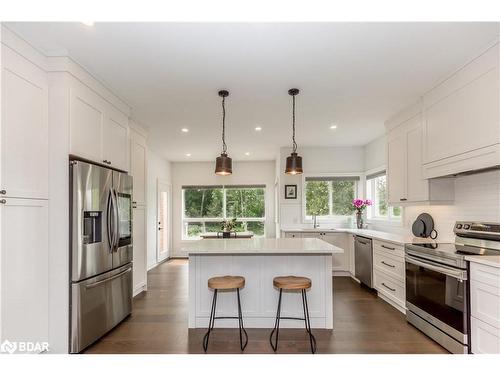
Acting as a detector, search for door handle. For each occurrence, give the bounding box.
[112,188,120,251]
[381,282,396,292]
[381,245,395,250]
[381,261,395,268]
[106,190,114,251]
[400,198,407,201]
[85,267,131,289]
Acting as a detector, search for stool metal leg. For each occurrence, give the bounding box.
[269,288,283,352]
[202,289,218,352]
[236,288,249,351]
[301,289,317,354]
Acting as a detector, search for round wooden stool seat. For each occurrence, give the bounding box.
[208,275,245,290]
[273,276,311,290]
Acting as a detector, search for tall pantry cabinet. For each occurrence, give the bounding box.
[0,41,50,351]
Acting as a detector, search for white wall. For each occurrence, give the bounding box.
[171,160,276,257]
[146,150,171,269]
[279,146,365,228]
[364,135,386,172]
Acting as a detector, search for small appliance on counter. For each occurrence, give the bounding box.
[404,221,500,354]
[411,212,438,239]
[69,159,133,353]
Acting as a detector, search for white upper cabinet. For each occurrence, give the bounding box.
[385,103,454,205]
[129,127,147,206]
[422,44,500,178]
[1,45,48,199]
[103,106,129,171]
[387,131,407,203]
[69,86,104,163]
[68,78,129,171]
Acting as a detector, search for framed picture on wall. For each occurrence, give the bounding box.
[284,184,297,199]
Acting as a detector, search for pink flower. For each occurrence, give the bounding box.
[352,199,365,209]
[364,199,373,206]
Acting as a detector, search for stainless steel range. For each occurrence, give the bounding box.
[405,221,500,354]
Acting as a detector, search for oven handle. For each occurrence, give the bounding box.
[405,254,467,281]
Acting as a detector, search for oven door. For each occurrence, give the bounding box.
[405,254,468,344]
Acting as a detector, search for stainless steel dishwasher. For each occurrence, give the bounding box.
[354,235,373,288]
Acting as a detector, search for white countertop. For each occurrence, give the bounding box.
[184,238,343,255]
[465,255,500,268]
[282,227,441,245]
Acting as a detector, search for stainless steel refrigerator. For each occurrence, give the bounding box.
[69,160,133,353]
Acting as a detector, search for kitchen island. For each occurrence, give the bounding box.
[184,238,342,329]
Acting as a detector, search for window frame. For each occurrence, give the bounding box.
[365,168,403,224]
[181,185,267,240]
[301,173,362,223]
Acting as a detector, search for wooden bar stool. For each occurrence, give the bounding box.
[269,276,317,354]
[202,275,248,352]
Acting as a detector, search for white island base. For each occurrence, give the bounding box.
[186,238,341,329]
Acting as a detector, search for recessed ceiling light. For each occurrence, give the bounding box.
[255,126,262,131]
[330,125,338,130]
[81,21,95,27]
[245,152,250,156]
[181,128,189,133]
[186,153,191,157]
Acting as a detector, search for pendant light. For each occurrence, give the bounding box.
[285,88,303,175]
[215,90,232,176]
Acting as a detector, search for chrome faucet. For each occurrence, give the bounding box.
[312,215,319,229]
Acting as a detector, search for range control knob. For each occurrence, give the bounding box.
[463,224,470,230]
[456,224,463,229]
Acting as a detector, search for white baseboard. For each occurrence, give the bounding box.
[332,270,351,276]
[133,282,147,297]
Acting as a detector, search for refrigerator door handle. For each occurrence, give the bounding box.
[112,188,120,251]
[106,189,114,251]
[85,267,132,289]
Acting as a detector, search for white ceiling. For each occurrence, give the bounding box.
[6,22,499,161]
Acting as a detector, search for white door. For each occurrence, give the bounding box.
[0,198,49,349]
[157,180,171,263]
[102,107,129,171]
[406,125,429,202]
[130,129,147,206]
[132,205,147,294]
[387,132,407,204]
[1,46,48,199]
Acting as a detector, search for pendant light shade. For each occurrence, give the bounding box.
[215,90,232,176]
[285,88,303,175]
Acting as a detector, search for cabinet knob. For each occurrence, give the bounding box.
[0,199,6,204]
[0,190,5,195]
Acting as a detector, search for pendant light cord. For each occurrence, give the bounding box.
[292,93,297,153]
[222,95,227,154]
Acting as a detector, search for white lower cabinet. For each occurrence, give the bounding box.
[373,240,406,312]
[0,198,49,350]
[132,205,147,296]
[470,262,500,354]
[320,233,349,272]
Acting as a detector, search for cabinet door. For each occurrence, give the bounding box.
[132,205,147,295]
[321,233,348,272]
[130,130,147,206]
[69,86,104,162]
[423,46,499,165]
[387,132,407,204]
[103,106,129,171]
[0,198,49,349]
[406,125,429,202]
[1,47,48,199]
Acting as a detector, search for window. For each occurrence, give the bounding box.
[304,176,359,219]
[182,185,266,239]
[366,172,401,221]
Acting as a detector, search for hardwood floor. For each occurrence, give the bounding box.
[84,259,448,354]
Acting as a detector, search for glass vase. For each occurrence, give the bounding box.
[356,211,363,229]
